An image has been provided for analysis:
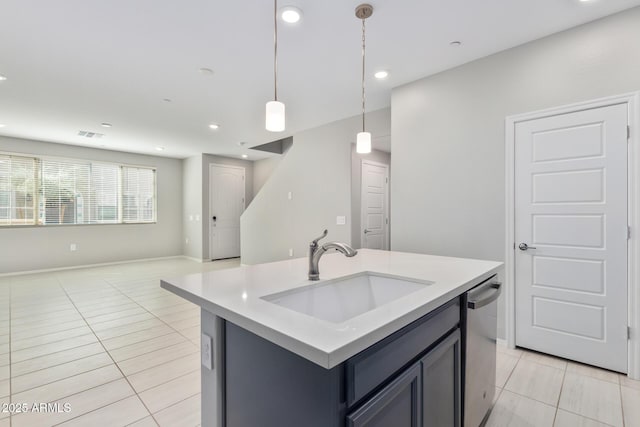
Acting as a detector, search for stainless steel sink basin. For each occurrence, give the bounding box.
[261,272,432,323]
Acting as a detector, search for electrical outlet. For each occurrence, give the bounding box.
[201,333,213,370]
[288,248,293,257]
[70,244,77,252]
[287,191,293,200]
[185,238,189,245]
[336,216,346,225]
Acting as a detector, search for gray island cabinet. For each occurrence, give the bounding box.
[161,249,502,427]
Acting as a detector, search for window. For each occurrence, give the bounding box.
[0,153,156,226]
[0,155,37,226]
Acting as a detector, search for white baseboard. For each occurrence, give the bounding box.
[0,255,193,277]
[496,338,508,348]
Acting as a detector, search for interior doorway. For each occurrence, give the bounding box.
[361,160,390,250]
[505,93,640,378]
[209,164,245,260]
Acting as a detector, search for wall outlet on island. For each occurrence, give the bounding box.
[201,333,213,370]
[70,243,77,252]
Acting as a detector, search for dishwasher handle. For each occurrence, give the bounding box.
[468,282,502,310]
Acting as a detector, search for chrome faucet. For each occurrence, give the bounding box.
[308,229,357,281]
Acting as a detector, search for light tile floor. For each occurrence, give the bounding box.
[0,257,240,427]
[2,258,639,426]
[489,342,640,427]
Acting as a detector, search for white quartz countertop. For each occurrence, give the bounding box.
[161,249,502,369]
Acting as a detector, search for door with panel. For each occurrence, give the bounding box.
[209,164,245,260]
[361,160,389,250]
[514,103,628,372]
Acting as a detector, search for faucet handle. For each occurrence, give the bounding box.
[311,229,328,246]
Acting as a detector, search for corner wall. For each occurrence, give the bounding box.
[241,108,390,265]
[390,7,640,339]
[0,136,183,273]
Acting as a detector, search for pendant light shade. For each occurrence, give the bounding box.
[355,4,373,154]
[356,132,371,153]
[266,101,285,132]
[266,0,285,132]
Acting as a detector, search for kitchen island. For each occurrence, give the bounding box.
[161,249,502,427]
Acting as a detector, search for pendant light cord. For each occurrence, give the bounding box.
[361,18,366,133]
[274,0,278,102]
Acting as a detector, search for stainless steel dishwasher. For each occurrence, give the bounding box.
[463,277,502,427]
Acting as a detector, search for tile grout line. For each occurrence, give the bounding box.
[53,274,159,424]
[101,277,201,353]
[619,379,625,427]
[9,276,12,427]
[551,362,568,427]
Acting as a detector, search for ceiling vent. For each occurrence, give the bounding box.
[77,130,104,139]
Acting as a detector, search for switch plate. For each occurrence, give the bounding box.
[288,248,293,257]
[195,214,200,221]
[201,333,213,370]
[336,216,346,225]
[189,215,194,221]
[70,244,77,252]
[287,191,293,200]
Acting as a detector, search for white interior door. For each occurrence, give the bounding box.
[209,164,245,260]
[361,160,389,250]
[515,103,628,372]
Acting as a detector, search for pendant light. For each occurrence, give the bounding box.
[266,0,285,132]
[355,4,373,154]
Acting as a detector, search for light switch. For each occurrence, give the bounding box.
[189,215,194,221]
[195,214,200,221]
[336,216,346,225]
[287,191,293,200]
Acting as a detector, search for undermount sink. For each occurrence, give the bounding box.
[262,272,432,323]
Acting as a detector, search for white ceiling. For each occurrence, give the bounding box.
[0,0,639,159]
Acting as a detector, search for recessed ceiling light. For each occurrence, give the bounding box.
[209,124,220,130]
[0,75,6,81]
[374,70,389,79]
[280,6,302,23]
[199,67,214,76]
[155,146,165,151]
[450,40,462,47]
[101,122,112,128]
[241,154,248,159]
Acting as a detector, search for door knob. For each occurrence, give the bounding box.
[518,243,536,251]
[364,229,370,234]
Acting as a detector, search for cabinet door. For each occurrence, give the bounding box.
[347,363,421,427]
[421,330,461,427]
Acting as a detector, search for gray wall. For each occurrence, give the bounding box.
[183,154,203,259]
[241,108,390,265]
[391,7,640,339]
[0,136,183,273]
[253,156,283,196]
[202,154,254,260]
[350,146,391,249]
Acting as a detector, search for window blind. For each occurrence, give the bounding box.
[0,155,37,226]
[122,167,156,223]
[0,152,156,227]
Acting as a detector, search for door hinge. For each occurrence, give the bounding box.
[628,226,632,240]
[628,326,632,340]
[386,218,389,225]
[628,126,631,140]
[385,177,389,184]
